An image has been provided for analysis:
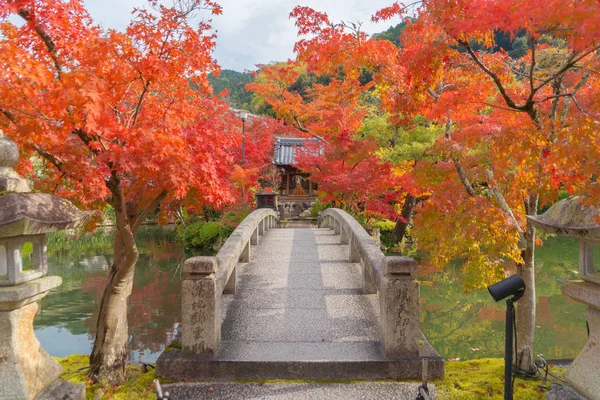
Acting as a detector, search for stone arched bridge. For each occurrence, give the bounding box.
[156,208,443,381]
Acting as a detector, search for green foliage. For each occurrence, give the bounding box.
[47,226,177,259]
[538,190,570,214]
[509,36,529,58]
[368,219,397,249]
[208,69,255,110]
[47,229,114,259]
[102,205,116,225]
[368,219,395,233]
[181,221,225,250]
[373,21,408,47]
[360,115,442,164]
[220,204,252,231]
[287,71,331,99]
[311,199,328,218]
[461,29,527,57]
[20,241,34,270]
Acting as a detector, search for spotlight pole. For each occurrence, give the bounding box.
[504,297,515,400]
[487,274,525,400]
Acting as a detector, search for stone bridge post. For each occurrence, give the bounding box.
[181,257,220,355]
[381,257,420,357]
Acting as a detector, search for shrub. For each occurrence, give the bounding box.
[220,204,252,231]
[182,222,223,249]
[369,219,396,233]
[310,199,328,218]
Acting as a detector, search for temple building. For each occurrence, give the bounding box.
[273,137,319,205]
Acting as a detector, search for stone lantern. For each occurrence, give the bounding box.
[255,189,279,211]
[528,197,599,399]
[0,132,88,400]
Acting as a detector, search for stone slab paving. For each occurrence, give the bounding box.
[284,219,316,228]
[217,228,382,362]
[162,382,437,400]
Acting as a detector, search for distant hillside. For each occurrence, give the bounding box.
[209,69,255,110]
[213,24,530,116]
[373,21,528,58]
[373,21,408,47]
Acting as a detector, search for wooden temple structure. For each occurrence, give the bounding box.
[273,137,319,203]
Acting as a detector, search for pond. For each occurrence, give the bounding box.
[34,227,588,364]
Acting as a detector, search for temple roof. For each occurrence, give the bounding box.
[273,137,321,166]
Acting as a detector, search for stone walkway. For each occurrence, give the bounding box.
[284,219,316,228]
[162,382,436,399]
[218,228,382,363]
[157,226,443,382]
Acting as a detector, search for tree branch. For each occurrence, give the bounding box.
[132,189,168,233]
[533,46,600,93]
[560,71,590,125]
[482,102,523,113]
[427,88,440,100]
[458,40,520,111]
[0,107,16,124]
[131,75,151,128]
[32,144,64,171]
[17,8,63,79]
[527,35,536,101]
[535,91,575,104]
[445,119,476,197]
[485,169,526,246]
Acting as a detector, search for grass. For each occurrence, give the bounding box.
[57,356,565,400]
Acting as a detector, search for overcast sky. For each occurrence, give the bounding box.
[83,0,399,72]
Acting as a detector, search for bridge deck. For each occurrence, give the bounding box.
[158,222,443,381]
[218,228,383,361]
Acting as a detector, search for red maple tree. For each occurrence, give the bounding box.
[0,0,233,383]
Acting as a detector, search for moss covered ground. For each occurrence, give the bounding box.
[57,356,565,399]
[435,358,564,399]
[57,355,158,400]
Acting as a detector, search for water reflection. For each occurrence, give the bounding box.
[35,226,185,364]
[418,235,587,360]
[35,228,588,363]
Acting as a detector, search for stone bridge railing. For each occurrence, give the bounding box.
[320,208,421,357]
[181,208,278,355]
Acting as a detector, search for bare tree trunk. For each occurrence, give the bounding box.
[89,176,138,385]
[515,196,538,373]
[393,194,416,244]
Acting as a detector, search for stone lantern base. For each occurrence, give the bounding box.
[0,276,85,400]
[561,281,600,399]
[0,301,61,399]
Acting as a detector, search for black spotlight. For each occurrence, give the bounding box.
[487,274,525,400]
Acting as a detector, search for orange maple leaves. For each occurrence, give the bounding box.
[0,0,236,217]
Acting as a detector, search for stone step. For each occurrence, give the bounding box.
[161,382,438,400]
[216,340,384,362]
[157,338,443,381]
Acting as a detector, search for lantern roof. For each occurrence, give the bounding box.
[527,197,600,240]
[0,131,90,238]
[0,193,90,238]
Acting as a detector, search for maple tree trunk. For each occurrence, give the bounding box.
[515,197,538,373]
[88,178,138,385]
[392,194,416,244]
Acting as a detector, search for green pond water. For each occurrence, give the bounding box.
[34,226,588,363]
